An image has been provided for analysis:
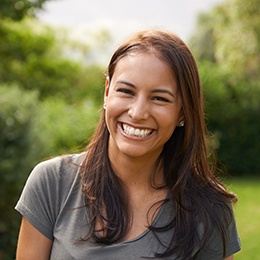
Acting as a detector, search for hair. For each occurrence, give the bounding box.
[80,30,237,258]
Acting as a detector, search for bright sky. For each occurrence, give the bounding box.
[39,0,223,40]
[38,0,223,63]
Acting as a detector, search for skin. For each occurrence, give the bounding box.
[16,51,235,259]
[105,52,182,171]
[225,256,234,260]
[16,217,52,259]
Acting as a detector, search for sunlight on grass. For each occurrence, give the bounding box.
[227,178,260,260]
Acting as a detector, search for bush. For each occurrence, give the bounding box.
[30,97,101,159]
[0,84,38,258]
[199,62,260,175]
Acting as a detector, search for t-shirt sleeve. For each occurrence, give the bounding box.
[194,206,241,259]
[15,157,64,240]
[225,215,241,257]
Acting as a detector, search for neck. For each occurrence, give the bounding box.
[108,151,165,190]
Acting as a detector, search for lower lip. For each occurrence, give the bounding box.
[118,123,154,140]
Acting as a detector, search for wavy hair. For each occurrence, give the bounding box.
[80,30,237,258]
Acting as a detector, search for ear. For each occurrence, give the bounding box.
[104,76,110,103]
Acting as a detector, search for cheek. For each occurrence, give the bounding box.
[156,107,180,125]
[106,94,130,115]
[156,111,180,138]
[106,100,124,118]
[105,99,125,128]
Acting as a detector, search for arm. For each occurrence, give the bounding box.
[16,217,53,260]
[224,255,234,260]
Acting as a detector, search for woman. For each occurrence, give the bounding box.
[15,30,241,259]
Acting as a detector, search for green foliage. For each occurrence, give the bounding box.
[0,19,105,104]
[30,97,101,159]
[191,0,260,80]
[0,84,38,258]
[200,62,260,174]
[190,0,260,175]
[0,0,47,21]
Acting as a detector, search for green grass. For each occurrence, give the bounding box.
[227,177,260,260]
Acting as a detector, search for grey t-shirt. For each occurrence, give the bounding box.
[15,153,241,259]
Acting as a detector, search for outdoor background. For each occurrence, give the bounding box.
[0,0,259,259]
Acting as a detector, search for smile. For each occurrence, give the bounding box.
[122,123,153,137]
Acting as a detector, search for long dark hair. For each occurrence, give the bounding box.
[80,30,237,258]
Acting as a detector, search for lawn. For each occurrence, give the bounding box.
[227,177,260,260]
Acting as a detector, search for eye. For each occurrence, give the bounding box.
[152,96,170,103]
[117,88,134,95]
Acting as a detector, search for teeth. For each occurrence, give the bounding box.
[122,124,152,137]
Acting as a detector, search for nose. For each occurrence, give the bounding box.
[128,97,149,121]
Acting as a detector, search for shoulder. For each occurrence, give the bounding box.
[33,152,86,173]
[27,152,86,184]
[17,152,87,209]
[15,153,87,239]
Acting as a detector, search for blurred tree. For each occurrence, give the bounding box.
[30,97,101,159]
[190,0,260,175]
[0,19,105,105]
[213,0,259,83]
[0,85,38,259]
[191,0,260,83]
[0,0,48,21]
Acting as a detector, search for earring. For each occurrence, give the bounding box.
[103,103,106,110]
[178,120,185,127]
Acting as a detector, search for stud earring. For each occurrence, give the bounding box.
[178,120,185,127]
[103,103,107,110]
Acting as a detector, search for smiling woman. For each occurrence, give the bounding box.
[15,30,241,259]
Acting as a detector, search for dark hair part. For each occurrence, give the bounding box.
[81,30,237,258]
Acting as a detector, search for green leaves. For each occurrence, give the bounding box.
[191,0,260,175]
[0,84,38,257]
[0,0,47,21]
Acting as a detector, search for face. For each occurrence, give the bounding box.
[105,52,183,161]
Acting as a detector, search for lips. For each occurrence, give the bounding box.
[122,123,153,137]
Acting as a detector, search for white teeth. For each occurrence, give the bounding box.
[129,127,135,135]
[122,124,152,137]
[134,129,140,135]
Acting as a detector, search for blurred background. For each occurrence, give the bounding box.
[0,0,259,259]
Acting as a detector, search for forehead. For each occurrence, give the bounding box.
[114,45,178,75]
[113,51,174,77]
[110,52,178,90]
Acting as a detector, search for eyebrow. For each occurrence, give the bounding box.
[116,80,177,98]
[116,80,135,88]
[151,89,177,99]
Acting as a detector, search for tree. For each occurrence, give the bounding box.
[191,0,260,83]
[0,85,38,258]
[0,0,48,21]
[0,18,105,105]
[190,0,260,175]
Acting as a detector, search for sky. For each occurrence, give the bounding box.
[37,0,223,63]
[38,0,223,40]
